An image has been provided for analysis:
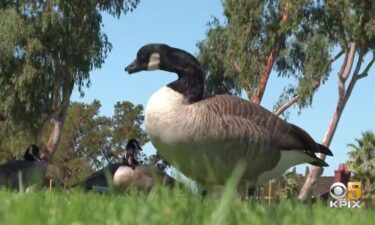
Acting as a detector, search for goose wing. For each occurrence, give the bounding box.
[195,95,332,158]
[80,163,122,190]
[135,165,176,187]
[0,160,46,189]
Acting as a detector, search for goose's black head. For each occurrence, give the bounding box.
[125,43,205,103]
[125,44,166,73]
[126,139,142,153]
[123,139,142,168]
[24,144,41,161]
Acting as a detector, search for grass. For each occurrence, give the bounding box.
[0,186,374,225]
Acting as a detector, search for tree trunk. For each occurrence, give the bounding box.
[251,49,276,104]
[298,100,346,201]
[298,43,359,202]
[251,13,289,105]
[40,102,70,162]
[40,76,74,162]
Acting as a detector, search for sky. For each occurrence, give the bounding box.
[71,0,375,176]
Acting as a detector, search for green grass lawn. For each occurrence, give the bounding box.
[0,186,374,225]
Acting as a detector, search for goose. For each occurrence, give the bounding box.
[113,139,175,192]
[75,140,142,191]
[75,162,122,192]
[124,43,333,191]
[0,145,47,191]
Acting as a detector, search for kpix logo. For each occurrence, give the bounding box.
[329,182,362,208]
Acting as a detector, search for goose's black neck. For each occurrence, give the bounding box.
[165,51,204,103]
[121,156,139,167]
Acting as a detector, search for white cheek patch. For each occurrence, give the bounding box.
[147,53,160,71]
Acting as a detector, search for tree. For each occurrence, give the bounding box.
[347,131,375,202]
[279,168,300,199]
[304,166,310,177]
[0,0,140,162]
[299,0,375,201]
[49,100,107,186]
[0,123,33,163]
[197,0,332,107]
[111,101,148,163]
[45,100,148,187]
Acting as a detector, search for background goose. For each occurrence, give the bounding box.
[75,163,122,192]
[125,43,333,189]
[113,139,175,192]
[75,139,142,191]
[0,145,47,191]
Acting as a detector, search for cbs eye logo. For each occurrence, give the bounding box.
[330,182,347,200]
[330,182,362,200]
[329,182,362,208]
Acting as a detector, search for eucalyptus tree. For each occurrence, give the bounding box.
[48,100,148,187]
[197,0,333,106]
[111,101,148,164]
[0,0,140,161]
[298,0,375,201]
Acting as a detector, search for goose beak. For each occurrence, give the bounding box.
[125,59,143,74]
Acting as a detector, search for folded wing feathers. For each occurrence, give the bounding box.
[200,95,333,159]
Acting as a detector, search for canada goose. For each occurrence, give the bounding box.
[124,44,333,190]
[113,139,175,192]
[76,163,122,191]
[77,139,143,191]
[0,145,47,191]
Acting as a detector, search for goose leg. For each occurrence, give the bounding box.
[247,186,257,197]
[196,183,210,202]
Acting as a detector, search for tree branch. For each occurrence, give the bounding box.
[274,79,320,116]
[338,43,356,98]
[40,77,74,162]
[330,50,345,63]
[274,95,300,116]
[273,46,344,117]
[341,42,356,82]
[344,51,364,100]
[357,55,375,80]
[251,49,276,104]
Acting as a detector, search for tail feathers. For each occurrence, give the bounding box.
[68,181,85,190]
[308,157,329,167]
[287,124,334,157]
[316,144,333,156]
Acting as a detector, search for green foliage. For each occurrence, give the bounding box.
[265,167,301,200]
[278,167,300,199]
[0,100,148,187]
[197,18,241,96]
[48,100,148,187]
[0,0,140,135]
[0,122,33,163]
[198,0,331,102]
[198,0,375,115]
[348,131,375,203]
[112,101,148,158]
[0,188,374,225]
